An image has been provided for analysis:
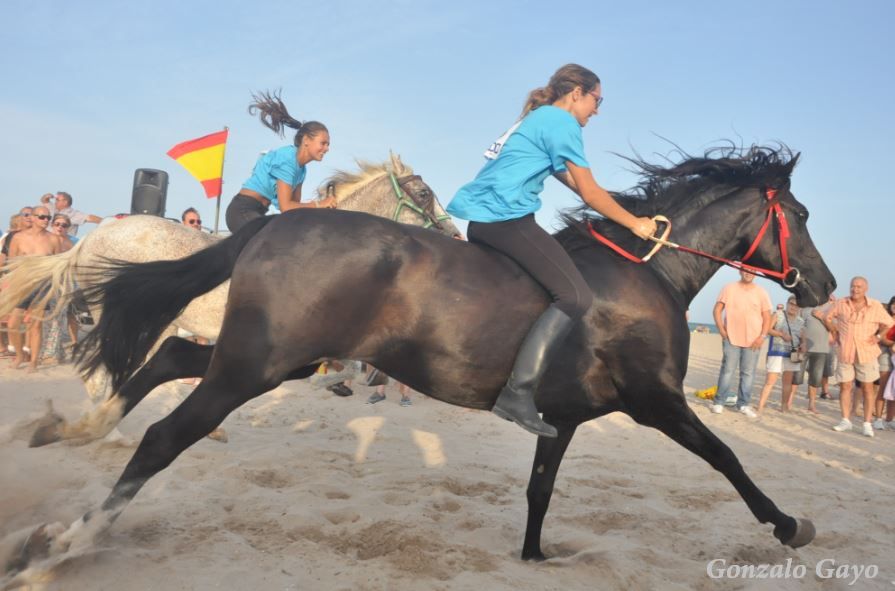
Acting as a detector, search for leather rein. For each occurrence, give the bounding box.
[587,188,801,288]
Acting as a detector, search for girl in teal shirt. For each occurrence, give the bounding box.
[447,64,656,438]
[226,91,336,233]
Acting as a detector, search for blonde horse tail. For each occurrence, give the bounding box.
[0,239,85,320]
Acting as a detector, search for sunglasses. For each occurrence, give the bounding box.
[21,212,32,217]
[53,222,71,228]
[35,214,51,220]
[588,91,604,107]
[186,219,202,226]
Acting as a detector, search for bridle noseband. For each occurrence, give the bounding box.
[387,172,452,231]
[739,189,800,288]
[588,187,802,288]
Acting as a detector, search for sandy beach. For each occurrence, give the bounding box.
[1,333,893,590]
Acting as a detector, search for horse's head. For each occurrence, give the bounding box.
[562,145,836,307]
[680,150,835,307]
[322,153,462,238]
[730,178,836,307]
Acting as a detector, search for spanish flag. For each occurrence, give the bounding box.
[167,129,229,198]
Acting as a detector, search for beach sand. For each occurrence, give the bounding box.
[1,333,893,590]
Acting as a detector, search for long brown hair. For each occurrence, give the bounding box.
[520,64,600,118]
[248,89,328,147]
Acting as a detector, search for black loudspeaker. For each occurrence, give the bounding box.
[130,168,169,216]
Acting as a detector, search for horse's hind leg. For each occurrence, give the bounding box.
[43,358,286,561]
[30,336,215,447]
[635,395,814,548]
[521,420,578,561]
[31,333,322,448]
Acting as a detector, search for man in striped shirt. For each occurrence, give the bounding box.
[822,276,894,437]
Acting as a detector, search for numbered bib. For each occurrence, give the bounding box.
[484,120,522,160]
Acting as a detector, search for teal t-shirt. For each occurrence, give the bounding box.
[241,145,307,210]
[447,106,590,222]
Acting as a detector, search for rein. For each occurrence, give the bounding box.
[387,173,452,230]
[588,188,801,288]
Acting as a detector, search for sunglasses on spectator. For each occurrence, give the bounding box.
[35,214,51,220]
[21,212,32,217]
[588,91,604,107]
[186,219,202,225]
[53,222,71,228]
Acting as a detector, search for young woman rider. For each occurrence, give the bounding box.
[225,90,336,233]
[447,64,657,438]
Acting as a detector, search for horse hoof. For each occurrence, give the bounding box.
[520,549,546,562]
[206,428,228,443]
[783,518,815,548]
[28,408,66,448]
[2,522,65,575]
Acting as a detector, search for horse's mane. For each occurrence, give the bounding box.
[555,143,799,254]
[321,157,413,203]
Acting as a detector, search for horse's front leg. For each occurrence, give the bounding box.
[14,356,287,575]
[521,419,578,560]
[632,394,814,548]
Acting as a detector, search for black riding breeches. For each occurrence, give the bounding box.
[225,194,269,233]
[467,214,593,320]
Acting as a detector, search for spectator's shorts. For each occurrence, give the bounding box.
[836,361,880,384]
[766,355,802,374]
[879,348,893,373]
[17,286,49,311]
[805,352,829,388]
[824,350,836,377]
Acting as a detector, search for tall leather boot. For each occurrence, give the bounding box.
[491,305,574,438]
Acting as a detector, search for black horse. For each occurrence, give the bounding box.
[17,146,835,572]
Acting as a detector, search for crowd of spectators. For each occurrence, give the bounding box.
[712,273,895,438]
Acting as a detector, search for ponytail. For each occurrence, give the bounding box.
[248,90,329,147]
[520,87,557,118]
[519,64,600,118]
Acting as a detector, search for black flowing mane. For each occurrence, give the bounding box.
[556,143,799,255]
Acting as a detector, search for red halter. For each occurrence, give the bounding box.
[588,188,801,288]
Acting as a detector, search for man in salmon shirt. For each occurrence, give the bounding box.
[711,270,773,418]
[822,276,894,437]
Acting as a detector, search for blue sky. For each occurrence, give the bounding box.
[2,0,892,322]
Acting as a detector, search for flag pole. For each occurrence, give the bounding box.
[214,126,229,235]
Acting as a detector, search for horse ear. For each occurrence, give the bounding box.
[389,150,404,175]
[784,152,801,177]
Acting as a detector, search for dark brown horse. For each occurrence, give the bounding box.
[9,146,835,577]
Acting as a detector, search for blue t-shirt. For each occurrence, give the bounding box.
[447,106,590,222]
[241,145,307,210]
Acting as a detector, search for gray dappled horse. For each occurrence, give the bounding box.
[0,155,459,443]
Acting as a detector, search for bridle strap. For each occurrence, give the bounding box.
[387,173,450,230]
[587,187,800,286]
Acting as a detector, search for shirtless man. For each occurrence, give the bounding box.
[7,205,64,371]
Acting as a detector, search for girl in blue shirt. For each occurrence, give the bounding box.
[225,91,337,233]
[447,64,657,438]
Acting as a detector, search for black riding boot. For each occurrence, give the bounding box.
[491,305,574,438]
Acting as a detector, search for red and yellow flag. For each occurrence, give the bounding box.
[166,129,228,198]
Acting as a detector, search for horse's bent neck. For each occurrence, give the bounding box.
[335,174,396,219]
[648,189,761,306]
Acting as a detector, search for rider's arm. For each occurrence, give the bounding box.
[565,162,655,239]
[553,170,578,192]
[278,181,306,211]
[279,181,336,211]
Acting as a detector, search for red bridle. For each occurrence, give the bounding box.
[588,188,801,288]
